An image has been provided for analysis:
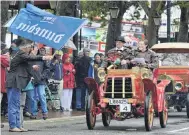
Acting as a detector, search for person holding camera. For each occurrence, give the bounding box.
[61,53,75,111]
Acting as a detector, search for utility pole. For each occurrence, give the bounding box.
[79,1,82,51]
[167,0,171,42]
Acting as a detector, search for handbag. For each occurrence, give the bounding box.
[22,80,34,92]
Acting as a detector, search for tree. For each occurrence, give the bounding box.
[176,1,189,42]
[1,1,9,42]
[139,1,166,47]
[81,1,109,27]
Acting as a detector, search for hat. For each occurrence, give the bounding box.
[115,36,126,43]
[54,50,63,56]
[62,53,70,63]
[83,48,90,53]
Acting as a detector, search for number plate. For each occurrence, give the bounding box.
[109,99,128,105]
[120,104,131,112]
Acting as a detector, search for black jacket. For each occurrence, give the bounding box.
[75,56,92,88]
[28,60,51,86]
[6,50,43,90]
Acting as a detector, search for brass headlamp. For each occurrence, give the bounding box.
[97,68,106,82]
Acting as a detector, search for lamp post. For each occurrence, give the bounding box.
[153,15,161,44]
[109,2,119,48]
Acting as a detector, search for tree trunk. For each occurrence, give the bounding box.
[147,11,157,47]
[177,7,189,42]
[147,1,161,47]
[1,1,9,42]
[139,1,165,47]
[105,1,125,53]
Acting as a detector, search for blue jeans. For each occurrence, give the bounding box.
[7,88,21,129]
[76,88,87,109]
[29,85,48,116]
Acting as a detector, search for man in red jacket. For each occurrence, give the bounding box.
[0,42,9,128]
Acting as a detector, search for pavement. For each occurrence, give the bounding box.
[1,109,85,122]
[1,109,189,135]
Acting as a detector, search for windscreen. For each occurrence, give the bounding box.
[158,53,189,66]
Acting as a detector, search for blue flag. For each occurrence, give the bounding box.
[9,4,87,50]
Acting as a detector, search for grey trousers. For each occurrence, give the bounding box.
[20,92,26,128]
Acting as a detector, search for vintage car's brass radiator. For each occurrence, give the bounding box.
[105,77,132,98]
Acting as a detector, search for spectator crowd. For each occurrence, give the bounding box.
[0,38,105,132]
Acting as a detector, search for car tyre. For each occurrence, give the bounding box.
[86,91,97,130]
[102,112,111,127]
[159,98,168,128]
[186,93,189,118]
[144,91,154,131]
[176,106,182,112]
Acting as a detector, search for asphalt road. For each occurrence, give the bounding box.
[1,110,189,135]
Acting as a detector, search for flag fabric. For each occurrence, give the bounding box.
[8,3,87,50]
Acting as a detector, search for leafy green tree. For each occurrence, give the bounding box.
[81,1,109,27]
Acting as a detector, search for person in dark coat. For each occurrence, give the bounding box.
[28,46,51,120]
[6,39,52,132]
[75,48,92,111]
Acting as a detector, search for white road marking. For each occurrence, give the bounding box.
[167,127,189,133]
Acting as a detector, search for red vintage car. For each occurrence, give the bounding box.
[151,43,189,117]
[84,51,170,131]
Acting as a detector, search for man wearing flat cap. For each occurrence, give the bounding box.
[102,36,134,69]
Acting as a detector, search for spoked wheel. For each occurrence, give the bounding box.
[144,91,154,131]
[186,93,189,118]
[102,112,111,127]
[86,91,97,130]
[159,98,168,128]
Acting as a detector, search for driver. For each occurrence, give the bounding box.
[102,36,134,69]
[132,40,159,70]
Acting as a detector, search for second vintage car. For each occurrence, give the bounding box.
[151,43,189,117]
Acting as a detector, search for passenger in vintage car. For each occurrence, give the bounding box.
[132,40,159,70]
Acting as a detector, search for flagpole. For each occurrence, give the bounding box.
[18,0,25,39]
